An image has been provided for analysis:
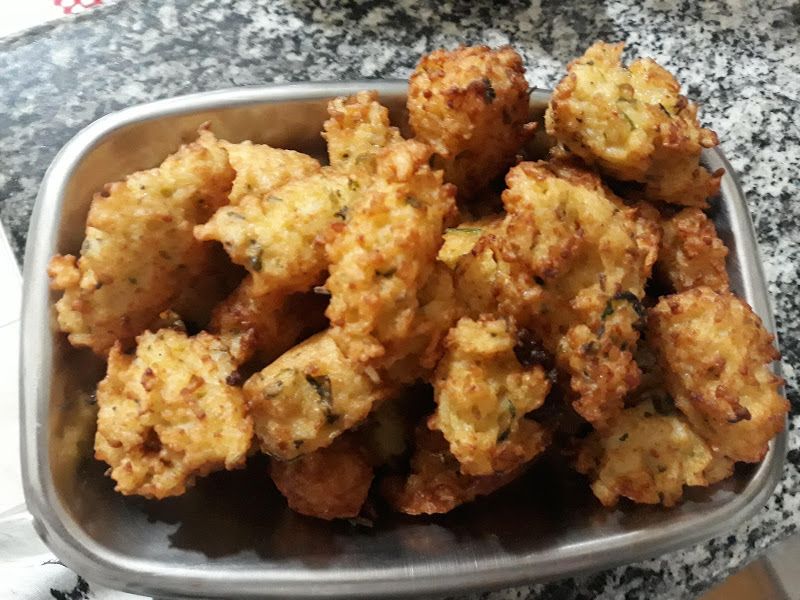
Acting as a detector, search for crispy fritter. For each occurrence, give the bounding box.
[383,426,523,515]
[430,317,551,476]
[545,41,722,207]
[49,128,235,356]
[243,331,395,460]
[576,398,716,507]
[323,91,402,174]
[194,169,361,296]
[325,139,457,367]
[94,329,253,499]
[270,435,373,520]
[499,160,660,428]
[648,287,787,462]
[437,216,502,270]
[408,45,534,198]
[209,276,329,366]
[223,140,321,205]
[657,208,729,293]
[380,262,461,384]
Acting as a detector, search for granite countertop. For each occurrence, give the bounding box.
[1,0,797,598]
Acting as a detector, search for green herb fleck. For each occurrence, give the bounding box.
[446,227,482,234]
[375,267,397,278]
[618,433,629,442]
[306,374,336,422]
[226,211,246,220]
[621,112,636,130]
[334,206,349,220]
[658,103,672,117]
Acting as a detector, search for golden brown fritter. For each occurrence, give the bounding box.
[194,169,360,296]
[270,435,373,520]
[94,329,253,499]
[325,139,457,368]
[546,41,722,207]
[648,287,787,463]
[49,128,234,356]
[323,91,402,174]
[383,426,524,515]
[243,331,395,460]
[430,317,551,476]
[408,45,534,198]
[657,208,729,293]
[208,276,329,367]
[576,398,717,507]
[223,140,321,205]
[498,160,660,428]
[380,262,461,385]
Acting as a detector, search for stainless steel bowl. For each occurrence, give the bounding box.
[20,80,786,598]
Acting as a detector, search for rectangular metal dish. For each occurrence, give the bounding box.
[20,81,786,599]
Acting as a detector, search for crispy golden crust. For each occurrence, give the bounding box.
[499,160,659,428]
[383,426,524,515]
[657,208,729,293]
[380,262,461,384]
[576,398,716,507]
[49,129,235,356]
[222,140,321,205]
[408,45,534,198]
[325,140,457,367]
[430,317,551,476]
[437,216,501,270]
[243,331,394,460]
[648,287,787,462]
[209,276,328,366]
[545,41,721,207]
[94,329,253,499]
[195,169,360,296]
[323,91,402,174]
[270,435,373,520]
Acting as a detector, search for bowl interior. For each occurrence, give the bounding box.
[26,84,783,597]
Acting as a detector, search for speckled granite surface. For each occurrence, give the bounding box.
[1,0,798,598]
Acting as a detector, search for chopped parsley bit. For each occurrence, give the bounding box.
[348,178,360,191]
[618,433,629,442]
[482,77,496,104]
[601,291,645,321]
[305,374,336,422]
[659,103,672,117]
[497,399,517,442]
[334,206,349,220]
[226,211,246,220]
[621,111,636,130]
[446,227,482,234]
[375,267,397,278]
[267,195,283,202]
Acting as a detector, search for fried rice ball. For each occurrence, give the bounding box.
[383,426,525,515]
[209,275,329,366]
[323,90,402,174]
[657,208,729,293]
[575,398,719,507]
[49,128,235,356]
[408,45,534,199]
[243,331,395,460]
[222,140,321,205]
[498,160,660,428]
[194,169,361,296]
[325,139,457,368]
[270,435,373,520]
[430,317,551,476]
[648,287,788,463]
[94,328,253,499]
[545,41,722,207]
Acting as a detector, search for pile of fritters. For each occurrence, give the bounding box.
[49,41,787,519]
